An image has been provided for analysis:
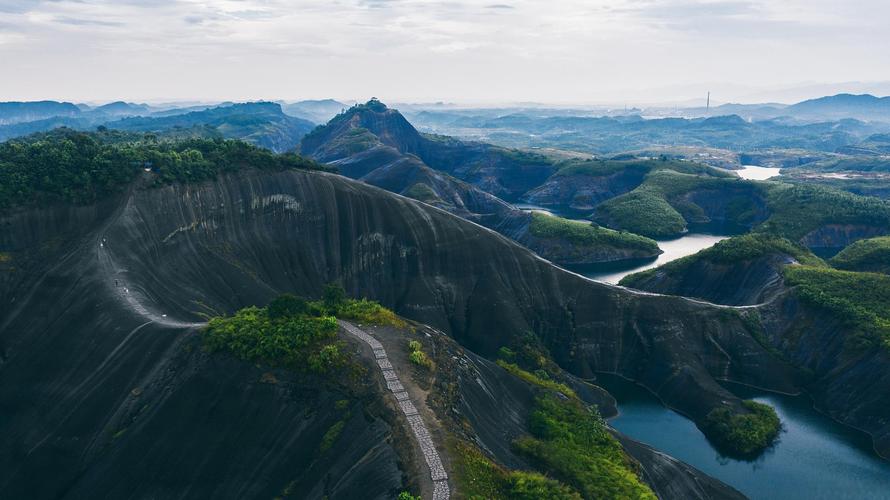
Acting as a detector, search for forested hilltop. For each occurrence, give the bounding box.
[0,128,329,209]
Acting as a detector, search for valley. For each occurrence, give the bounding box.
[3,95,890,500]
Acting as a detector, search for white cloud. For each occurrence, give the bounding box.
[0,0,888,103]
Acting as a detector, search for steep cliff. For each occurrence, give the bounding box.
[3,167,889,496]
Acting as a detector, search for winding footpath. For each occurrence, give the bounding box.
[339,320,450,500]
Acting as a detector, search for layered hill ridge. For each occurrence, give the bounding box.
[3,163,890,495]
[299,100,661,266]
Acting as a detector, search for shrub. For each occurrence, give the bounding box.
[323,282,347,312]
[267,293,309,319]
[335,298,406,327]
[449,440,581,500]
[514,394,656,500]
[407,339,432,368]
[203,301,344,373]
[496,361,576,399]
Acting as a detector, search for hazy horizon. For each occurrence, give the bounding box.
[2,1,890,105]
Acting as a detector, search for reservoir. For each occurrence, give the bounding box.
[514,203,727,284]
[598,375,890,500]
[737,165,781,180]
[569,234,727,284]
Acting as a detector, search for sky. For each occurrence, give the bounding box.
[1,0,889,105]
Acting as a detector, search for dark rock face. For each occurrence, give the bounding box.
[758,293,890,459]
[800,224,890,257]
[299,102,655,267]
[624,254,793,306]
[524,169,647,215]
[2,169,887,494]
[435,338,744,499]
[675,187,770,234]
[300,102,556,201]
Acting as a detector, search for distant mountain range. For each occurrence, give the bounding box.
[0,100,317,152]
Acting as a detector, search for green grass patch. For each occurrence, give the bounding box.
[703,400,781,457]
[529,213,658,253]
[403,182,440,203]
[513,394,656,500]
[496,360,577,399]
[783,265,890,350]
[450,440,582,500]
[594,189,687,238]
[335,297,406,328]
[318,419,347,454]
[830,236,890,274]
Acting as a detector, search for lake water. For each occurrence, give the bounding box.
[514,204,727,284]
[570,234,727,284]
[598,374,890,500]
[738,165,782,180]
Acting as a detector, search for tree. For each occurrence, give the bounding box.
[323,282,346,312]
[267,293,309,319]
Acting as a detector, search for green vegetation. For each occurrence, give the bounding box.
[203,287,405,371]
[758,183,890,240]
[403,182,440,203]
[528,213,659,253]
[703,400,781,457]
[397,492,421,500]
[514,394,656,500]
[496,360,577,399]
[0,128,328,209]
[551,158,732,179]
[335,297,406,328]
[450,440,582,500]
[594,170,764,238]
[594,189,687,238]
[318,419,347,454]
[783,266,890,350]
[407,339,432,368]
[619,233,822,287]
[830,236,890,274]
[203,303,344,373]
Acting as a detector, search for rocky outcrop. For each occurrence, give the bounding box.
[622,254,793,306]
[523,169,646,215]
[758,293,890,459]
[674,187,770,233]
[800,224,890,257]
[3,168,888,494]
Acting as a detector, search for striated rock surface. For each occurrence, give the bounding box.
[3,167,889,495]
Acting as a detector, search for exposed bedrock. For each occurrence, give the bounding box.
[523,169,646,215]
[758,293,890,459]
[3,169,886,495]
[623,254,794,306]
[800,224,890,257]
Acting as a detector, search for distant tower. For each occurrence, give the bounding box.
[706,92,711,112]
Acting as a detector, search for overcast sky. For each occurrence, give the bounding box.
[1,0,889,105]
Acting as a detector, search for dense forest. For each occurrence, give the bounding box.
[0,128,329,209]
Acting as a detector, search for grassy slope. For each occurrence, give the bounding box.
[830,236,890,274]
[594,170,753,238]
[528,213,659,253]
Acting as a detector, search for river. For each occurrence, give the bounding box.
[514,204,726,284]
[598,374,890,500]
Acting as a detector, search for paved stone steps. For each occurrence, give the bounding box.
[340,321,450,500]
